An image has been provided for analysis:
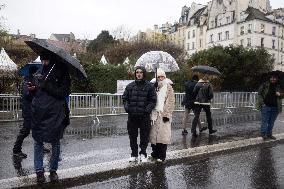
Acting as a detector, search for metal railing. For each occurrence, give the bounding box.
[0,92,258,122]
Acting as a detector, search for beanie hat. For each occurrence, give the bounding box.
[157,68,166,78]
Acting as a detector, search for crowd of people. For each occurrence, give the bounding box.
[12,60,283,184]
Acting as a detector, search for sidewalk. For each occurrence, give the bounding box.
[1,109,284,188]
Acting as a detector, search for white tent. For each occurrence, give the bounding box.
[33,56,41,63]
[0,48,17,73]
[100,55,108,65]
[123,57,130,65]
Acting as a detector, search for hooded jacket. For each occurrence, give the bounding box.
[122,66,157,116]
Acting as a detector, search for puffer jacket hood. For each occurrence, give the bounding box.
[134,66,147,80]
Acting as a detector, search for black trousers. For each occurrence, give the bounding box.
[151,143,167,161]
[13,117,31,153]
[192,104,213,134]
[127,115,151,157]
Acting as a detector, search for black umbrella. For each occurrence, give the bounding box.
[25,39,87,79]
[191,65,221,76]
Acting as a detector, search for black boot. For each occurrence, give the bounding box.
[13,151,27,159]
[209,129,217,134]
[49,171,59,182]
[36,171,46,183]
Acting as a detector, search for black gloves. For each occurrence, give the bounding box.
[154,81,158,88]
[163,117,169,123]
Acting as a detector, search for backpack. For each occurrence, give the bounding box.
[195,83,212,103]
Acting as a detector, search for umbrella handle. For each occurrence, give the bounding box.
[45,64,55,81]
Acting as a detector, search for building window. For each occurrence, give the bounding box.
[188,31,190,39]
[281,54,283,64]
[192,30,195,38]
[260,24,265,33]
[261,38,264,47]
[272,26,276,36]
[219,18,222,26]
[272,39,275,49]
[218,32,222,41]
[247,38,251,47]
[225,31,229,40]
[240,26,244,35]
[240,39,244,46]
[281,42,283,51]
[226,16,230,24]
[210,34,213,43]
[248,24,252,33]
[211,21,214,28]
[200,39,203,48]
[200,26,203,35]
[192,42,195,49]
[187,43,190,51]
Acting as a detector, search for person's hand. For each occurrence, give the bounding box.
[276,91,281,96]
[162,117,169,123]
[27,82,36,91]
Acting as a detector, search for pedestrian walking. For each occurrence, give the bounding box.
[149,68,175,162]
[256,71,284,140]
[31,53,71,183]
[13,66,50,159]
[122,66,157,162]
[181,75,207,135]
[191,73,217,137]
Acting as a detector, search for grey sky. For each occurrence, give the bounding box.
[1,0,283,40]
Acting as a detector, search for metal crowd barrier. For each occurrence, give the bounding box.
[0,92,258,122]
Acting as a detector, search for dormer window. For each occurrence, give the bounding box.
[261,24,265,33]
[240,26,244,35]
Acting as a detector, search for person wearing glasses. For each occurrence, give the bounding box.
[122,66,157,163]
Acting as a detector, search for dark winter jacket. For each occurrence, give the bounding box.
[182,80,198,109]
[256,81,284,112]
[122,66,157,117]
[20,75,36,119]
[192,80,213,104]
[31,62,71,143]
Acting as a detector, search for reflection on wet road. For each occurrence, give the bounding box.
[71,143,284,189]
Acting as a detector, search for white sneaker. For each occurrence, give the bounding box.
[140,154,148,162]
[156,159,163,163]
[129,156,138,162]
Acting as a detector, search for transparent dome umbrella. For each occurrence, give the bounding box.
[134,51,179,73]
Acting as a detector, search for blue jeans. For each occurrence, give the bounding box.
[34,140,60,172]
[261,106,278,135]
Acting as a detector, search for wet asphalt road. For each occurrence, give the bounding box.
[70,143,284,189]
[1,109,284,182]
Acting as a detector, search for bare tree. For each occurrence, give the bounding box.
[111,25,133,41]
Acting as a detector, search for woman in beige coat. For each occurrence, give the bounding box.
[149,68,175,162]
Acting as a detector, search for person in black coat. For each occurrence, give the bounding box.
[191,73,217,137]
[122,66,157,162]
[181,75,207,135]
[31,53,71,183]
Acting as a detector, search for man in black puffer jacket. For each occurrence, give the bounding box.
[122,66,157,162]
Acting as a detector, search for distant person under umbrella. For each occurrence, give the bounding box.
[256,71,284,140]
[191,73,217,137]
[31,53,71,183]
[181,75,206,135]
